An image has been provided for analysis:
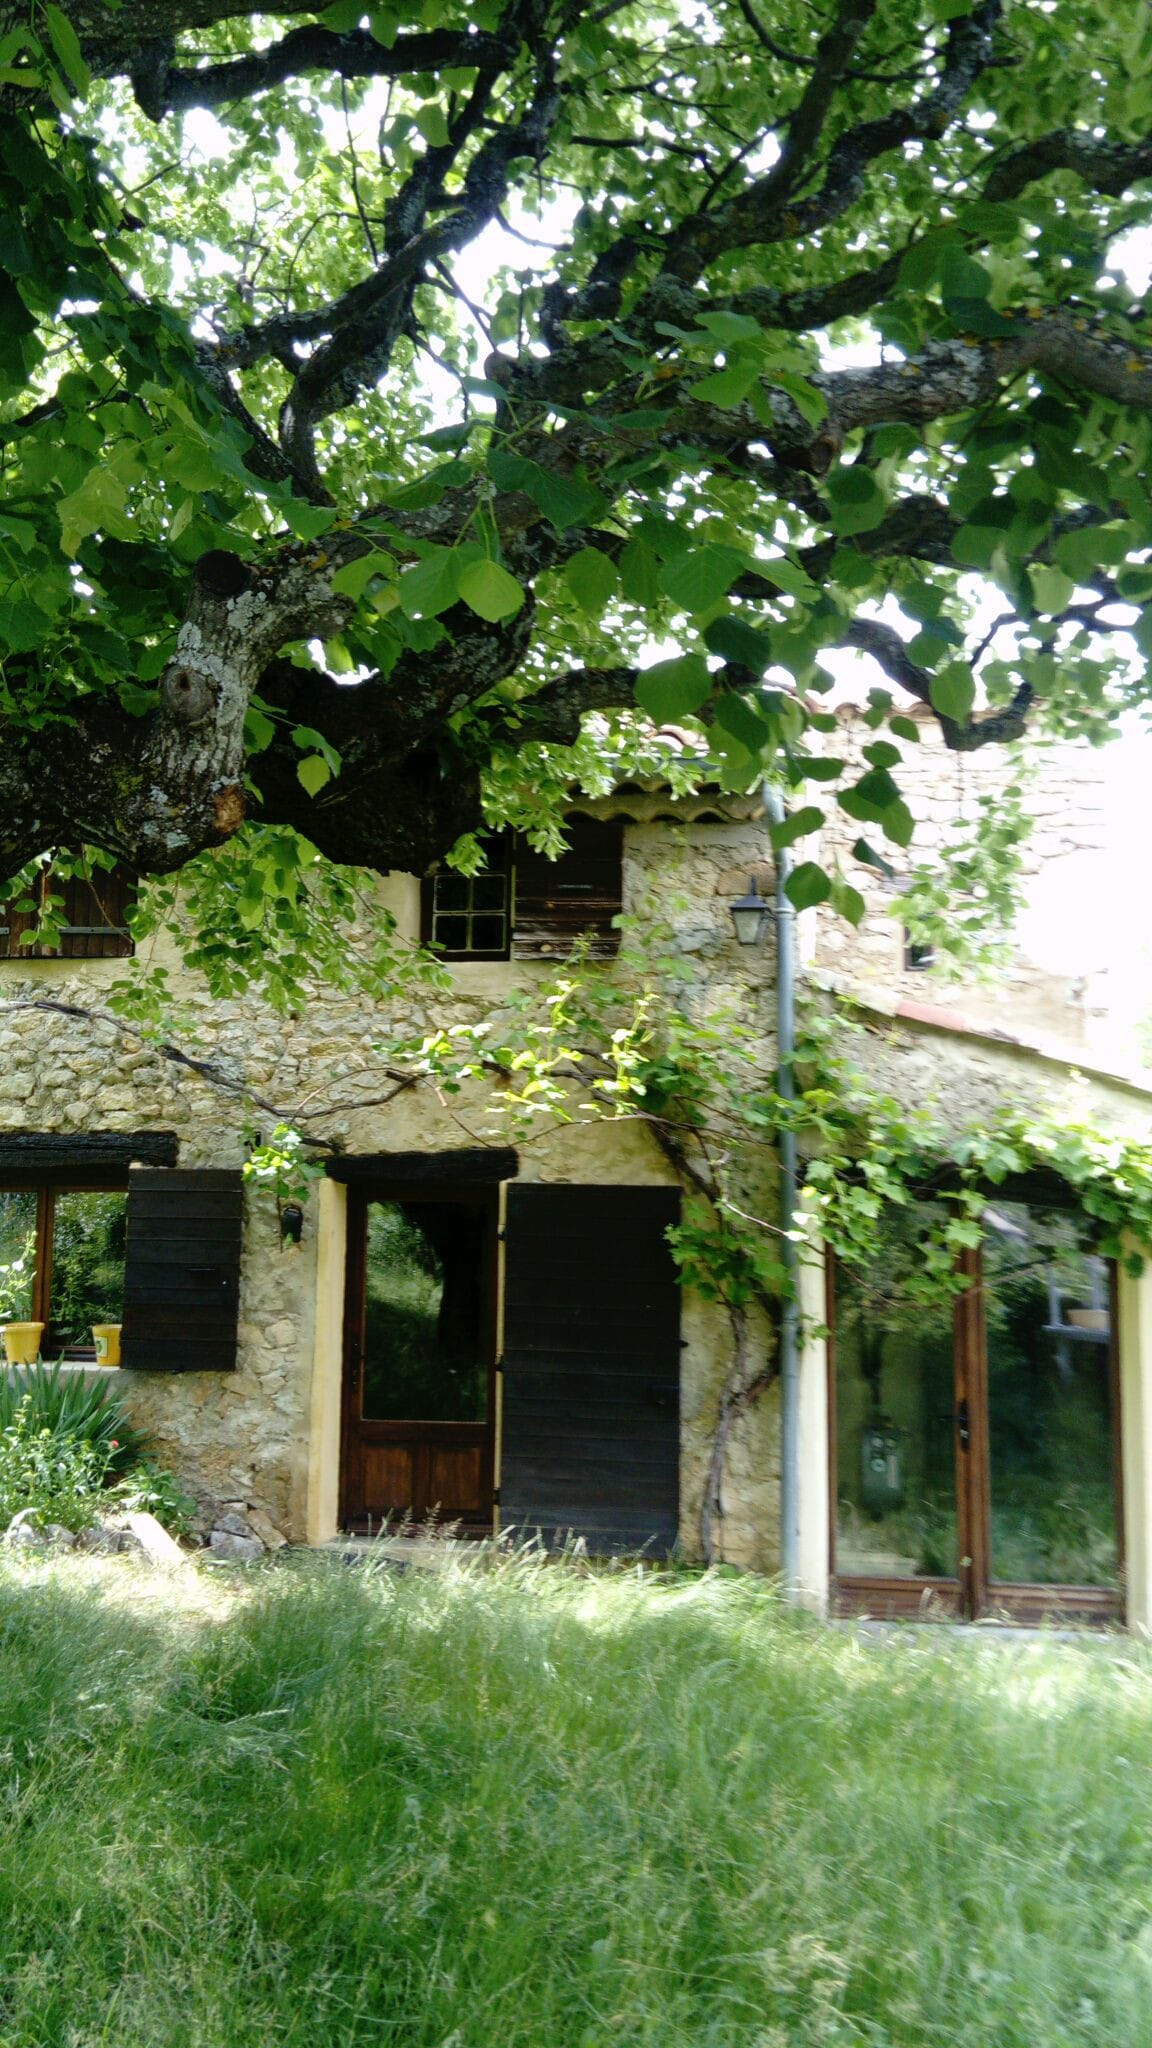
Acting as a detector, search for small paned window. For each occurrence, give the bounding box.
[0,1181,128,1359]
[428,847,511,959]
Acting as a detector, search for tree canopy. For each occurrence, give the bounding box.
[1,0,1151,925]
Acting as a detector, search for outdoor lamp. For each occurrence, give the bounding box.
[729,877,770,947]
[279,1202,305,1246]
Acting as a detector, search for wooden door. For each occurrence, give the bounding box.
[340,1184,497,1532]
[500,1183,682,1555]
[829,1197,1124,1624]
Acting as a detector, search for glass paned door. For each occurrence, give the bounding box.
[980,1201,1121,1611]
[832,1196,1124,1623]
[341,1187,496,1533]
[832,1202,962,1614]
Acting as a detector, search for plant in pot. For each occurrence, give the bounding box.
[0,1232,41,1365]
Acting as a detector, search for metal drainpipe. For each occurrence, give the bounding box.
[762,782,801,1601]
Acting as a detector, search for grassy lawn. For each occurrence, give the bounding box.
[1,1554,1151,2046]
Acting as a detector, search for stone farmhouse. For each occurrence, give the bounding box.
[3,716,1152,1626]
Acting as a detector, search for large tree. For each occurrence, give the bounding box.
[0,0,1149,915]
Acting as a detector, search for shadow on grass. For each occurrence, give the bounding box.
[0,1552,1151,2047]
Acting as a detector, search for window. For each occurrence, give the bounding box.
[421,819,623,963]
[0,1181,128,1359]
[0,864,136,961]
[903,929,935,972]
[830,1191,1123,1623]
[426,841,511,959]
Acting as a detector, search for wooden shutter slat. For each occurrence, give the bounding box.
[121,1168,243,1372]
[501,1183,681,1556]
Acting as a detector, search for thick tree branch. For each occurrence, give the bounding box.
[145,23,519,120]
[845,618,1033,751]
[986,128,1152,203]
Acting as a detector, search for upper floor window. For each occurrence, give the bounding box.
[903,929,935,972]
[0,862,136,962]
[423,818,623,963]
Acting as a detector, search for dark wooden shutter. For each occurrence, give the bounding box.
[120,1168,243,1372]
[500,1183,681,1554]
[510,818,623,960]
[0,865,135,960]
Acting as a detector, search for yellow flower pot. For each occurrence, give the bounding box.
[1,1323,44,1365]
[91,1324,122,1367]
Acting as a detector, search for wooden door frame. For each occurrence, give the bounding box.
[827,1241,1126,1626]
[339,1179,500,1531]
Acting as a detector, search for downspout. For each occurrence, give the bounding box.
[762,782,801,1601]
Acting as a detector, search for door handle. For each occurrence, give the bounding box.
[956,1398,970,1452]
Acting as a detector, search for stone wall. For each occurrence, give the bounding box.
[0,809,782,1569]
[813,707,1111,1046]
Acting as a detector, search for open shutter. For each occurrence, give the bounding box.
[500,1183,681,1554]
[0,864,135,960]
[510,818,623,960]
[120,1168,243,1372]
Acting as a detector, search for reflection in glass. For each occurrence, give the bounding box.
[834,1203,958,1579]
[46,1192,127,1356]
[0,1192,36,1321]
[982,1201,1119,1590]
[362,1200,488,1422]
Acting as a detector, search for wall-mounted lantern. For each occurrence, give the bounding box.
[729,876,770,947]
[279,1202,305,1247]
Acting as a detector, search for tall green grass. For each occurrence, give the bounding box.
[0,1551,1151,2046]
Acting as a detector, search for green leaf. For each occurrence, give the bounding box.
[527,466,607,532]
[415,105,451,147]
[291,726,341,774]
[56,467,129,556]
[693,311,763,344]
[761,554,818,602]
[1028,563,1075,615]
[881,798,915,848]
[688,363,759,408]
[43,4,90,95]
[889,715,921,743]
[564,547,618,614]
[455,558,525,622]
[770,805,824,848]
[618,538,661,608]
[245,706,276,754]
[852,838,895,876]
[635,654,712,721]
[830,877,866,925]
[713,692,770,752]
[296,754,332,797]
[823,466,887,537]
[332,551,391,600]
[398,548,460,619]
[929,664,976,722]
[785,862,831,910]
[659,545,747,614]
[1055,526,1128,580]
[942,297,1019,338]
[281,500,338,541]
[704,616,773,672]
[863,741,901,768]
[769,370,826,428]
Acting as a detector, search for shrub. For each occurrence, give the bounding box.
[0,1396,110,1532]
[111,1459,198,1538]
[0,1360,145,1475]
